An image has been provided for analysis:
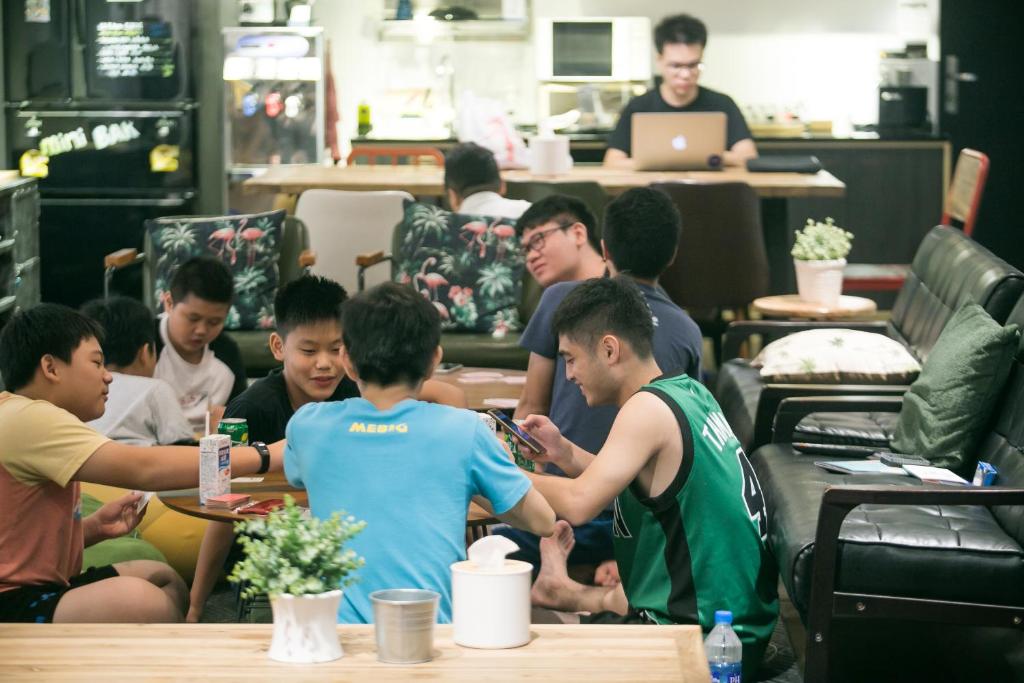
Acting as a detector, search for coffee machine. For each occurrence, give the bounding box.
[878,47,938,133]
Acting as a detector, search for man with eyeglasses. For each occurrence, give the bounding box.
[514,195,606,289]
[604,14,757,168]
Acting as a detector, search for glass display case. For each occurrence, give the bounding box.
[222,26,325,170]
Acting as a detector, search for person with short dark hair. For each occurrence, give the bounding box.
[82,297,192,446]
[154,257,246,432]
[515,194,605,288]
[605,13,757,167]
[186,275,468,622]
[520,277,777,680]
[444,142,531,219]
[284,282,555,623]
[506,187,703,584]
[0,303,282,624]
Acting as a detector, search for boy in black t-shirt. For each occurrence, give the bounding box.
[186,276,467,621]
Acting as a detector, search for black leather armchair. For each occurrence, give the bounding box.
[716,225,1024,452]
[750,297,1024,680]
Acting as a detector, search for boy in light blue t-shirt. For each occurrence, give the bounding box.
[285,283,555,623]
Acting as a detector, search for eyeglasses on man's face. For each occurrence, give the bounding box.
[523,222,575,253]
[664,60,704,75]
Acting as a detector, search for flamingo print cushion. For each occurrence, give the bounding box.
[393,201,526,335]
[146,209,286,330]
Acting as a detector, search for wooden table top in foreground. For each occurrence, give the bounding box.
[753,294,878,320]
[0,623,709,682]
[159,473,495,527]
[244,163,845,199]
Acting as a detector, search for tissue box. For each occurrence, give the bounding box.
[972,461,997,486]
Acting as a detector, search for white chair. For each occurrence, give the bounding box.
[294,189,414,293]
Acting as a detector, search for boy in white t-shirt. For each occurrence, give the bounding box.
[82,297,193,446]
[153,257,247,431]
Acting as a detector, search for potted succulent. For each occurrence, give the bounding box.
[229,496,366,663]
[791,217,854,307]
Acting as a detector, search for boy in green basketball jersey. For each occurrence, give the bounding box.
[521,277,778,679]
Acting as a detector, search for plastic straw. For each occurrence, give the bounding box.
[204,411,211,437]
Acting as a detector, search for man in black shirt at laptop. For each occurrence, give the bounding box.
[604,14,757,168]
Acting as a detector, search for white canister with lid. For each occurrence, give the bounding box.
[451,536,532,649]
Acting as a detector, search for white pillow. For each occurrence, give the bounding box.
[752,329,921,384]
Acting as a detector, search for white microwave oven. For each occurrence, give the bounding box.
[536,17,651,83]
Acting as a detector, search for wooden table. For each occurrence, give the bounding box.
[432,366,525,412]
[245,163,845,199]
[753,294,878,320]
[160,473,495,528]
[0,623,710,681]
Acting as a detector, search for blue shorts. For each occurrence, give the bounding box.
[0,565,119,623]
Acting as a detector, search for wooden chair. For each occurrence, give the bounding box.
[843,148,990,292]
[346,145,445,167]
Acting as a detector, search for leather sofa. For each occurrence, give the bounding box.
[716,225,1024,452]
[750,295,1024,681]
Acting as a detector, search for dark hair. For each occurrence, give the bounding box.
[515,194,600,252]
[169,256,234,305]
[274,275,348,337]
[0,303,105,392]
[80,297,155,368]
[444,142,502,198]
[603,188,681,279]
[551,277,653,359]
[341,282,440,387]
[654,14,708,52]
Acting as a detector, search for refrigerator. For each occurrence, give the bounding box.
[3,0,196,308]
[222,26,325,174]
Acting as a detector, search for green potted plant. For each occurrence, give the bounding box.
[229,496,366,663]
[791,217,854,307]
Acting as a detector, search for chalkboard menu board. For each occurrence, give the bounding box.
[95,21,175,80]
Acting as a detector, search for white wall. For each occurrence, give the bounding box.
[312,0,938,140]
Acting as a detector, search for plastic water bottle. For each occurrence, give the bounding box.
[705,610,743,683]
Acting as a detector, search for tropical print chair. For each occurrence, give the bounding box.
[390,201,526,335]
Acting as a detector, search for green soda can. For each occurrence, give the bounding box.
[502,429,535,472]
[218,418,249,446]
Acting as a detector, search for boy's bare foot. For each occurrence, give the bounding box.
[530,520,577,609]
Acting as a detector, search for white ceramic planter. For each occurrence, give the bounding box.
[795,258,846,307]
[268,589,343,663]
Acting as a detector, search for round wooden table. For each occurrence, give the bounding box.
[159,473,497,529]
[752,294,878,320]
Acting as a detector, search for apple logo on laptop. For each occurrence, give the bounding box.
[671,134,688,151]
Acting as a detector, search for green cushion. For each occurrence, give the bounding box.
[891,303,1020,471]
[79,493,167,569]
[224,329,277,375]
[440,331,530,370]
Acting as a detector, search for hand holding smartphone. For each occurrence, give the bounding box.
[488,409,546,455]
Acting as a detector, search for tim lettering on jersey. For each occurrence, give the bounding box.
[348,422,409,434]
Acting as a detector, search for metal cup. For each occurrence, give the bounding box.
[369,589,440,664]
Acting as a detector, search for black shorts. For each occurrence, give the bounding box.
[0,565,119,623]
[581,607,658,625]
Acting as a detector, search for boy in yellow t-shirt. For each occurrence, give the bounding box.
[0,304,282,623]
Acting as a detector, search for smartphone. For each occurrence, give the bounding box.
[435,362,464,374]
[488,409,546,455]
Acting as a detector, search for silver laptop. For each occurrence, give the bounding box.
[631,112,727,171]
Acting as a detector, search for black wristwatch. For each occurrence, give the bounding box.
[252,441,270,475]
